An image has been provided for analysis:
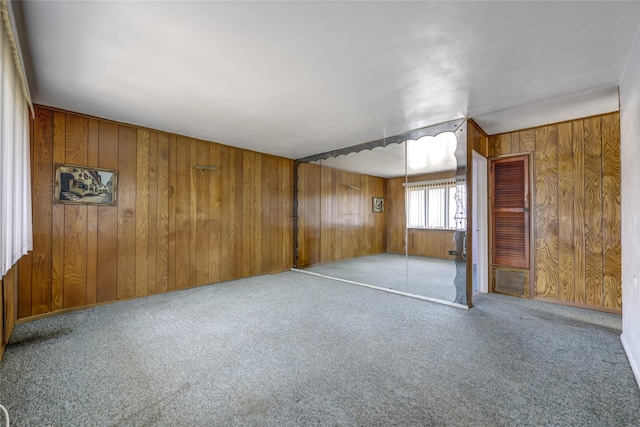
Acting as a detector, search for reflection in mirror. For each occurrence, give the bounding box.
[294,120,468,307]
[403,130,467,304]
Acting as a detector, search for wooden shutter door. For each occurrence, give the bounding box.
[491,156,530,269]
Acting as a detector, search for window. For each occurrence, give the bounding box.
[405,179,466,230]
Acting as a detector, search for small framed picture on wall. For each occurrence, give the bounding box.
[372,197,384,213]
[54,164,117,205]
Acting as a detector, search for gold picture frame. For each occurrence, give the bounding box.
[54,164,117,205]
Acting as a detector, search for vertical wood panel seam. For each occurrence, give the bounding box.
[556,127,560,302]
[600,123,605,307]
[49,113,54,313]
[116,126,120,298]
[29,116,35,316]
[85,119,89,303]
[96,124,100,302]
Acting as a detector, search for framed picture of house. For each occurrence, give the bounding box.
[54,164,117,205]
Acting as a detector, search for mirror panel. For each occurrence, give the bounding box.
[300,157,406,290]
[295,120,468,306]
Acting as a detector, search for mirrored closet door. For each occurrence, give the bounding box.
[295,119,469,306]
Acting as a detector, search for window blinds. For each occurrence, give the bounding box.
[0,3,32,277]
[405,178,466,230]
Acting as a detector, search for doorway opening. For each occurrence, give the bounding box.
[472,151,488,294]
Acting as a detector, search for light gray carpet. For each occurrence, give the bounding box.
[0,271,639,426]
[305,253,457,302]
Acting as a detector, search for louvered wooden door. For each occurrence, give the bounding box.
[491,156,530,269]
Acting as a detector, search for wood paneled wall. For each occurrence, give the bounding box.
[488,112,621,311]
[297,162,321,267]
[296,163,386,267]
[1,263,17,361]
[385,172,457,259]
[469,119,489,157]
[297,164,457,265]
[17,106,293,320]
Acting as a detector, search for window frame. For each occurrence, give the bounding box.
[405,178,466,231]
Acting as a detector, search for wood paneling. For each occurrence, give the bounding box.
[273,157,284,273]
[557,122,574,302]
[231,148,244,279]
[493,134,512,157]
[261,156,271,274]
[281,158,294,270]
[51,112,65,312]
[29,108,53,315]
[196,141,211,285]
[601,114,622,309]
[148,132,158,294]
[488,112,621,311]
[168,135,177,291]
[208,143,221,284]
[96,121,118,303]
[535,125,559,299]
[189,141,198,286]
[175,137,190,290]
[86,209,98,305]
[17,254,32,319]
[117,126,137,300]
[407,229,456,258]
[519,129,536,153]
[583,117,603,307]
[86,120,99,305]
[297,165,456,266]
[219,146,232,280]
[296,162,321,267]
[385,176,406,254]
[157,133,170,294]
[242,151,254,278]
[468,120,489,157]
[269,157,280,273]
[339,171,352,260]
[63,204,87,308]
[18,106,294,320]
[1,264,18,362]
[135,130,150,297]
[573,123,586,304]
[63,115,89,308]
[296,163,387,267]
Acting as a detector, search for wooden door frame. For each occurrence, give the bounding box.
[472,150,489,294]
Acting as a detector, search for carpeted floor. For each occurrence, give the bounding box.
[305,253,457,302]
[0,271,638,426]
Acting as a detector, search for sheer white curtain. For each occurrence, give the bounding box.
[1,5,32,277]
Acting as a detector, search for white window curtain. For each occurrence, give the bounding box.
[405,178,466,230]
[1,2,33,277]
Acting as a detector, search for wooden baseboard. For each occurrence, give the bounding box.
[533,296,622,314]
[16,271,292,325]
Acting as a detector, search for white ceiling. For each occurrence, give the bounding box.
[11,1,640,159]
